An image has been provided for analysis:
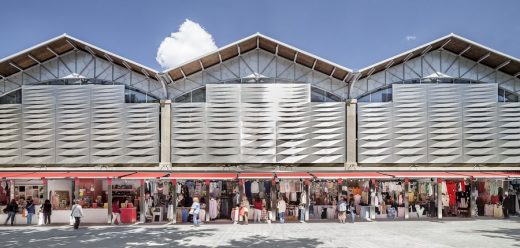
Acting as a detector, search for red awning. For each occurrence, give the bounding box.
[6,172,71,179]
[121,172,169,179]
[0,172,34,179]
[238,173,274,179]
[70,172,133,178]
[276,172,312,179]
[460,172,517,178]
[167,173,237,180]
[383,172,469,179]
[312,172,391,179]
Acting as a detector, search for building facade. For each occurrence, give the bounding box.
[0,33,518,224]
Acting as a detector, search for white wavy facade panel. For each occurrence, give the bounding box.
[358,83,520,164]
[5,85,160,165]
[171,84,345,164]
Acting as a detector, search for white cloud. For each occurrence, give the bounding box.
[156,19,218,69]
[405,35,417,41]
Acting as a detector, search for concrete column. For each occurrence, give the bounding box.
[140,179,146,223]
[107,178,113,224]
[404,178,409,219]
[172,179,177,224]
[305,182,310,221]
[345,99,357,166]
[74,178,80,201]
[9,180,14,200]
[470,179,477,217]
[205,180,210,222]
[437,178,443,219]
[271,180,277,222]
[42,179,48,201]
[160,100,172,167]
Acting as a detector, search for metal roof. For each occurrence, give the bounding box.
[353,33,520,82]
[0,34,159,80]
[163,33,354,83]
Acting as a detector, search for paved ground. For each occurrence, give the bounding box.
[0,218,518,248]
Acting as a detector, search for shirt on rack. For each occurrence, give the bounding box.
[251,181,259,194]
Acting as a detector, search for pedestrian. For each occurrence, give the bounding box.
[112,200,121,225]
[4,199,18,226]
[277,197,286,224]
[71,200,84,230]
[502,192,510,219]
[240,196,250,225]
[253,196,263,223]
[338,196,347,224]
[190,197,201,227]
[347,199,356,223]
[42,199,52,225]
[26,200,35,225]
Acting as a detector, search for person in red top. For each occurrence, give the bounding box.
[111,200,121,225]
[253,196,263,223]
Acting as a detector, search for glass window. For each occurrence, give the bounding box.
[505,90,519,102]
[125,88,147,103]
[325,92,341,102]
[0,90,22,104]
[175,93,191,103]
[311,87,325,102]
[191,87,206,102]
[358,94,370,102]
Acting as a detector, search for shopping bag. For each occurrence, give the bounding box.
[38,212,44,225]
[69,216,75,226]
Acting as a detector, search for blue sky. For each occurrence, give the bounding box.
[1,0,519,71]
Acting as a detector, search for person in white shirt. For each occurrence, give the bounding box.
[277,197,287,224]
[71,200,84,230]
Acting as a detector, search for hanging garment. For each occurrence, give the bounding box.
[245,181,252,199]
[300,191,307,205]
[209,198,218,219]
[290,192,297,202]
[251,181,259,194]
[354,194,361,205]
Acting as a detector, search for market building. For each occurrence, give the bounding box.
[0,33,518,225]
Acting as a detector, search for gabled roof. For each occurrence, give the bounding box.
[163,33,353,82]
[0,34,159,80]
[354,33,520,81]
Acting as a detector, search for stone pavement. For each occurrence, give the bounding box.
[0,218,518,248]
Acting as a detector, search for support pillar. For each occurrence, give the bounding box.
[172,179,177,224]
[346,99,357,167]
[437,178,443,219]
[205,180,210,222]
[160,100,172,167]
[370,178,376,220]
[305,181,310,221]
[74,177,80,202]
[42,179,48,201]
[404,178,409,219]
[107,178,113,224]
[9,180,14,200]
[271,179,277,222]
[140,179,146,223]
[470,179,477,217]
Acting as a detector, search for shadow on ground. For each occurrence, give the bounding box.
[0,226,214,248]
[0,226,324,248]
[221,235,323,248]
[469,225,520,247]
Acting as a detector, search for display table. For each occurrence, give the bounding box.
[51,208,108,223]
[120,208,137,224]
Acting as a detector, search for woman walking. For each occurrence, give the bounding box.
[71,200,84,230]
[4,199,18,226]
[240,196,250,225]
[26,200,35,225]
[277,197,287,224]
[338,197,347,224]
[112,200,121,225]
[347,199,356,223]
[190,197,201,227]
[42,199,52,225]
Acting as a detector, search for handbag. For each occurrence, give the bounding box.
[239,207,245,216]
[38,212,44,225]
[189,208,194,215]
